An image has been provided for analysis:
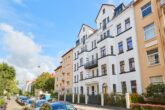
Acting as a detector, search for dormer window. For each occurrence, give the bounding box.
[83,27,85,32]
[103,8,105,14]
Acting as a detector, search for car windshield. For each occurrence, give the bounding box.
[36,101,46,108]
[28,100,33,104]
[52,104,76,110]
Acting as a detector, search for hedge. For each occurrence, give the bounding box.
[131,103,165,110]
[130,93,144,103]
[104,93,126,107]
[0,99,5,107]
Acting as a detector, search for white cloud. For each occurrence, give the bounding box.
[0,23,56,88]
[13,0,22,4]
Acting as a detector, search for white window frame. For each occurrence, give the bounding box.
[144,23,156,41]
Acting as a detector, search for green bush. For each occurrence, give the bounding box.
[51,92,58,99]
[131,103,165,110]
[0,98,5,107]
[104,93,126,107]
[144,84,165,104]
[130,93,144,103]
[40,103,51,110]
[80,94,85,104]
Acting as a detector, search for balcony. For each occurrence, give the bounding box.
[84,59,98,69]
[160,0,165,7]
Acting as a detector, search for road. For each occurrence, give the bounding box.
[6,98,23,110]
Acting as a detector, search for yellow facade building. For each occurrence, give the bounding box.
[54,48,73,94]
[133,0,165,92]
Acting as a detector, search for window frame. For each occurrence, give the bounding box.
[141,2,152,18]
[144,23,156,41]
[117,24,122,35]
[125,18,130,30]
[146,48,160,66]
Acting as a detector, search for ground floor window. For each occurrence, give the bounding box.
[131,80,137,93]
[103,83,108,94]
[121,81,127,94]
[150,76,164,84]
[113,84,116,93]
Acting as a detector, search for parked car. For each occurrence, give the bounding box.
[30,100,47,110]
[47,98,57,103]
[16,96,29,105]
[40,102,77,110]
[25,99,35,108]
[20,97,29,105]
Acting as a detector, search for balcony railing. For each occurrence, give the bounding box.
[84,59,98,69]
[160,0,165,7]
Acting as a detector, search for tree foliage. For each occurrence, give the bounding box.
[0,63,18,96]
[34,72,54,93]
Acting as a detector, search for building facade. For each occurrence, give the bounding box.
[54,49,73,94]
[133,0,165,92]
[73,3,143,96]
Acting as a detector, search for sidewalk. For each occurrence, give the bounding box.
[73,104,127,110]
[6,98,23,110]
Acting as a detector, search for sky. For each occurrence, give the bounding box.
[0,0,132,88]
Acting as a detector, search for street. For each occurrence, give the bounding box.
[6,98,22,110]
[5,98,126,110]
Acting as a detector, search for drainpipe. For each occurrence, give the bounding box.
[156,0,165,64]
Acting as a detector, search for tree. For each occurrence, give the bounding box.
[0,63,18,96]
[34,72,54,93]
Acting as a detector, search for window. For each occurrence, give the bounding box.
[107,30,110,37]
[74,64,76,72]
[66,81,70,86]
[107,17,110,23]
[131,80,137,93]
[74,53,76,60]
[118,42,123,54]
[77,63,79,70]
[127,37,133,50]
[74,76,76,82]
[113,84,116,93]
[104,33,106,38]
[125,18,130,30]
[117,24,122,35]
[56,78,58,81]
[92,41,94,49]
[101,64,107,75]
[129,58,135,71]
[67,73,70,77]
[94,40,96,48]
[111,46,114,54]
[147,48,160,66]
[144,23,156,40]
[150,76,164,84]
[141,2,152,18]
[80,72,83,80]
[112,64,115,75]
[121,81,127,94]
[101,47,106,57]
[83,27,85,32]
[80,58,83,66]
[103,19,106,30]
[92,70,95,77]
[103,8,105,14]
[120,61,125,73]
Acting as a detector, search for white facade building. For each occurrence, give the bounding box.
[73,3,142,96]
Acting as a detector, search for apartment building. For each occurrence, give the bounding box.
[54,49,73,94]
[73,2,143,97]
[133,0,165,92]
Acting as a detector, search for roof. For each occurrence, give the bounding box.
[95,4,115,22]
[78,24,95,37]
[62,48,74,57]
[54,65,62,71]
